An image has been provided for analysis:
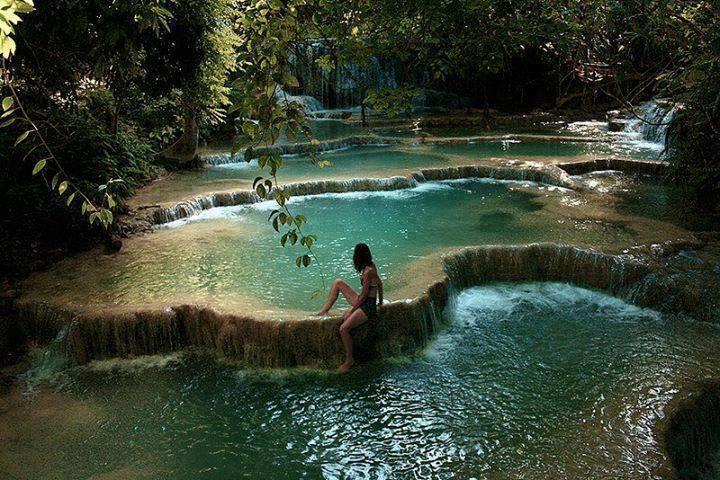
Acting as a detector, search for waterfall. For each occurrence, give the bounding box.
[289,40,398,108]
[20,326,70,392]
[274,86,324,117]
[13,242,718,369]
[624,100,679,147]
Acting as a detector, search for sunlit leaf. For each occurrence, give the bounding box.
[14,129,31,146]
[31,158,45,175]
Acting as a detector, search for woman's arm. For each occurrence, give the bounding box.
[378,275,384,306]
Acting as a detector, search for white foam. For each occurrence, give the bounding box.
[80,352,186,374]
[214,159,259,169]
[566,120,608,136]
[449,282,661,324]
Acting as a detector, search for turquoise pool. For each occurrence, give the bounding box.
[47,178,635,312]
[5,283,719,479]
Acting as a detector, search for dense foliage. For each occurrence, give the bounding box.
[656,1,720,206]
[0,0,718,281]
[0,0,239,277]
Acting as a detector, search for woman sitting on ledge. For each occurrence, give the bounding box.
[317,243,383,372]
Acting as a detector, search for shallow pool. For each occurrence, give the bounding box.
[425,140,662,161]
[206,145,452,181]
[5,283,719,479]
[35,179,638,313]
[132,137,664,209]
[205,140,662,184]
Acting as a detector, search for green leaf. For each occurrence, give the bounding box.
[295,256,302,267]
[302,254,311,267]
[102,209,114,225]
[2,97,13,111]
[244,147,254,162]
[0,117,15,128]
[1,36,16,59]
[1,108,15,119]
[14,129,31,146]
[31,158,45,175]
[66,192,76,206]
[58,181,68,195]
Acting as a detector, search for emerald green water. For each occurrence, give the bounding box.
[424,140,661,161]
[202,119,364,152]
[92,179,632,311]
[614,176,720,231]
[207,140,659,178]
[205,146,451,182]
[376,125,563,137]
[7,283,720,479]
[134,138,662,208]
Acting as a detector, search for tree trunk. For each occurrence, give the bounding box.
[159,111,199,167]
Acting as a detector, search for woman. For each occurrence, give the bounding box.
[317,243,383,372]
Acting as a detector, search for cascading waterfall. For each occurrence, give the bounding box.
[288,40,398,109]
[19,325,70,392]
[274,86,324,117]
[624,100,679,147]
[13,243,720,368]
[150,163,576,226]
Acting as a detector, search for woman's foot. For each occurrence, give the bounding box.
[336,360,354,373]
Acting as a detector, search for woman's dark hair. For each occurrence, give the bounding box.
[353,243,373,272]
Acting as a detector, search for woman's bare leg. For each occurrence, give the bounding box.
[337,309,368,372]
[317,279,358,315]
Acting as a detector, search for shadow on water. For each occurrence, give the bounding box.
[665,381,720,480]
[615,176,720,232]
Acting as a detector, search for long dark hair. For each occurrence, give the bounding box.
[353,243,374,273]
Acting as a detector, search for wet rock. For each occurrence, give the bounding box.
[608,118,630,132]
[0,315,26,368]
[104,234,123,253]
[664,381,720,479]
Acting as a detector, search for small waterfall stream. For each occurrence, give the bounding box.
[624,100,679,147]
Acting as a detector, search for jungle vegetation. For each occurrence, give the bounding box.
[0,0,718,280]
